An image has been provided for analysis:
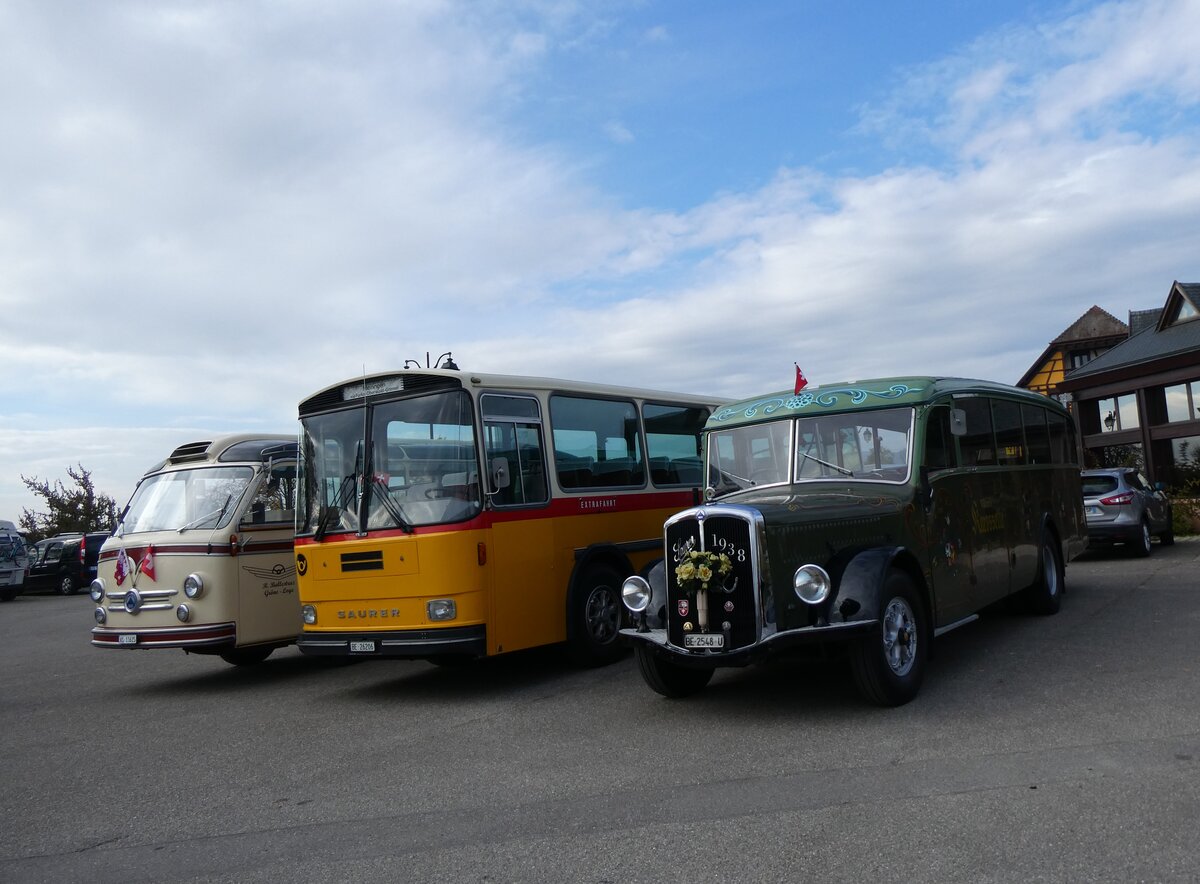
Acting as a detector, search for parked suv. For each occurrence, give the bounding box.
[26,532,110,595]
[1081,468,1173,556]
[0,520,29,602]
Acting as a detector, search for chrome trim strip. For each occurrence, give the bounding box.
[934,613,979,637]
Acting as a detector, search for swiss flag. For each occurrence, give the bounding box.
[114,548,130,586]
[794,363,808,395]
[140,545,156,582]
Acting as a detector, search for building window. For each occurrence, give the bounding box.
[1085,442,1144,471]
[1163,381,1200,423]
[1069,350,1097,369]
[1098,393,1139,432]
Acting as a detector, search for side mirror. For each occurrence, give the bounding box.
[490,457,511,491]
[950,408,967,437]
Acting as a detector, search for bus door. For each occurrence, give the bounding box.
[922,404,976,626]
[234,462,299,645]
[952,397,1012,609]
[481,395,554,655]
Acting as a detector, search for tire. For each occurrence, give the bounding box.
[57,576,77,596]
[566,565,627,667]
[219,646,274,666]
[635,644,714,698]
[1025,535,1064,616]
[0,589,16,602]
[1129,520,1152,558]
[1160,508,1175,546]
[849,570,927,707]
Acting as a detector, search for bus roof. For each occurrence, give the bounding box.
[147,434,298,474]
[298,368,726,416]
[708,377,1065,429]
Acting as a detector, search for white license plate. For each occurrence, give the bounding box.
[1085,506,1101,515]
[684,633,724,649]
[118,634,138,645]
[349,640,376,653]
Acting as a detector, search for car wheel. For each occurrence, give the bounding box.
[849,570,927,707]
[1024,535,1063,616]
[219,647,274,666]
[0,589,16,602]
[566,565,627,667]
[634,644,714,698]
[1160,508,1175,546]
[1129,520,1152,558]
[57,576,76,596]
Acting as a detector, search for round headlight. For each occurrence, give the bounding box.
[621,575,651,613]
[94,607,107,625]
[793,564,832,605]
[301,604,317,625]
[90,579,105,602]
[183,573,204,599]
[176,604,191,623]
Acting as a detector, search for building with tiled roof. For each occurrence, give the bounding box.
[1017,305,1129,400]
[1058,281,1200,484]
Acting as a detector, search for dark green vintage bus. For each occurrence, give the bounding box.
[620,377,1086,706]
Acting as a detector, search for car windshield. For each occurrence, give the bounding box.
[119,467,254,534]
[707,407,914,497]
[298,389,481,535]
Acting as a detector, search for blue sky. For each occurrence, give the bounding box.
[3,0,1200,519]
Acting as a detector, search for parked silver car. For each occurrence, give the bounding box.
[1081,468,1174,556]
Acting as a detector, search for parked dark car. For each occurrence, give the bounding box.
[26,532,110,595]
[1081,468,1173,556]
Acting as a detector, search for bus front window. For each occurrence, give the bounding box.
[120,467,255,534]
[298,390,481,535]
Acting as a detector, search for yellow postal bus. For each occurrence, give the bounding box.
[294,369,722,665]
[90,435,299,665]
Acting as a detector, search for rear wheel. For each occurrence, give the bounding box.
[57,576,76,596]
[566,565,627,667]
[1160,508,1175,546]
[849,570,927,706]
[0,589,16,602]
[219,646,274,666]
[1129,520,1152,558]
[1025,535,1063,615]
[635,644,714,698]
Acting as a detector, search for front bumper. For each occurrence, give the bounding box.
[621,620,876,668]
[92,621,237,650]
[296,625,486,658]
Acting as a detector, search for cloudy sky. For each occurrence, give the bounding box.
[2,0,1199,520]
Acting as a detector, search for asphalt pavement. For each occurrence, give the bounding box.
[1,540,1197,883]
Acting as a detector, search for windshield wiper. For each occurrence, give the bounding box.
[178,493,233,532]
[799,451,853,477]
[314,475,356,541]
[367,481,414,534]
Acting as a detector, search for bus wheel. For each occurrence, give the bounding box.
[635,645,713,698]
[1024,535,1063,616]
[219,647,274,666]
[58,576,76,596]
[849,571,927,707]
[567,565,626,667]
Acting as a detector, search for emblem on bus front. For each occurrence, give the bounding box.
[123,589,142,614]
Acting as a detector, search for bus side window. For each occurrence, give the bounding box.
[481,394,548,508]
[1022,404,1051,464]
[644,403,710,487]
[957,398,997,466]
[924,406,958,470]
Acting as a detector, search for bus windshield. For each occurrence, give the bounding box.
[119,467,254,534]
[707,406,915,496]
[298,389,481,535]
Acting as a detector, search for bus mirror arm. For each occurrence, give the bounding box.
[918,466,933,511]
[489,457,511,492]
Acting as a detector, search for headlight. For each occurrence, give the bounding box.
[793,564,832,605]
[301,604,317,625]
[176,604,191,622]
[90,579,105,602]
[183,573,204,599]
[621,575,651,613]
[94,607,107,625]
[427,599,456,621]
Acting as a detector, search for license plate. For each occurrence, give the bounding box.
[1086,506,1101,515]
[684,633,723,649]
[118,634,138,645]
[349,640,376,653]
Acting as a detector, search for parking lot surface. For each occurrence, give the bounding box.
[1,541,1198,883]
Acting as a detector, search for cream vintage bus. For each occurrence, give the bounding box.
[90,435,299,665]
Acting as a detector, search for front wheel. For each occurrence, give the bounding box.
[219,646,274,666]
[566,565,627,667]
[849,571,927,707]
[0,589,16,602]
[635,645,714,698]
[57,576,76,596]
